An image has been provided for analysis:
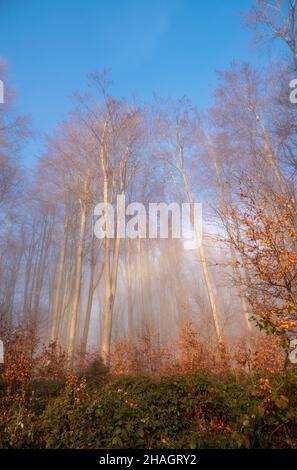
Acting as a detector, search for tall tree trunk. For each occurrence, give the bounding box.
[68,200,87,364]
[179,168,223,343]
[137,237,146,335]
[51,213,69,343]
[126,238,133,340]
[211,149,252,332]
[100,137,111,358]
[81,228,103,357]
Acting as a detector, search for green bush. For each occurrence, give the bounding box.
[0,371,296,448]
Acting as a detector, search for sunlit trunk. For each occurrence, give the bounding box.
[51,213,69,343]
[68,199,87,364]
[126,238,133,340]
[180,168,223,343]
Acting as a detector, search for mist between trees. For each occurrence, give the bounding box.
[0,1,297,372]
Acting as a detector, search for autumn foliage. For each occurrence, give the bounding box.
[228,186,297,341]
[109,322,287,377]
[0,321,289,390]
[2,328,69,388]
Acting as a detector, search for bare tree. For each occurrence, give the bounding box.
[154,97,223,343]
[244,0,297,70]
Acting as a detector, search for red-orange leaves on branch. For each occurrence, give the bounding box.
[3,328,38,387]
[228,186,297,339]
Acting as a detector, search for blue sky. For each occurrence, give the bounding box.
[0,0,261,165]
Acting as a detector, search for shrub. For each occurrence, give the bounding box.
[0,371,296,448]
